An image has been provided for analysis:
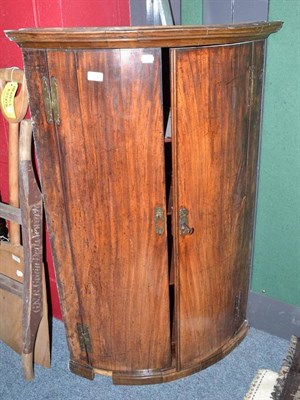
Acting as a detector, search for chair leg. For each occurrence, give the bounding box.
[19,120,44,381]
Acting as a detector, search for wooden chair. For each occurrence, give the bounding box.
[0,68,50,380]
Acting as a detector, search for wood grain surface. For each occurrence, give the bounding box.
[113,321,248,384]
[18,22,277,381]
[23,49,90,369]
[5,21,282,50]
[34,48,171,372]
[171,41,265,368]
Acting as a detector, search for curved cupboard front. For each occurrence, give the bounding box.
[6,21,282,384]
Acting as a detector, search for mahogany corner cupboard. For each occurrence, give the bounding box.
[6,21,282,384]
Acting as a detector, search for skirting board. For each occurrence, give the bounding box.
[247,291,300,340]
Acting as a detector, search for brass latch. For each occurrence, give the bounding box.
[51,77,60,125]
[42,76,60,125]
[179,207,194,236]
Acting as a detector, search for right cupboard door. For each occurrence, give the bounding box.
[171,42,265,368]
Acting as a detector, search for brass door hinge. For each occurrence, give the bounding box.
[42,76,60,125]
[234,292,242,320]
[248,64,255,107]
[76,322,92,353]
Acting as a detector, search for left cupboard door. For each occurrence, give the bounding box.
[24,48,171,374]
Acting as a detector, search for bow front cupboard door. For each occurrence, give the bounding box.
[171,41,264,369]
[23,48,171,376]
[5,22,282,384]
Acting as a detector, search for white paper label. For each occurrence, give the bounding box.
[87,71,104,82]
[141,55,154,64]
[12,254,21,263]
[16,270,23,277]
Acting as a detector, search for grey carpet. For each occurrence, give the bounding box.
[0,319,288,400]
